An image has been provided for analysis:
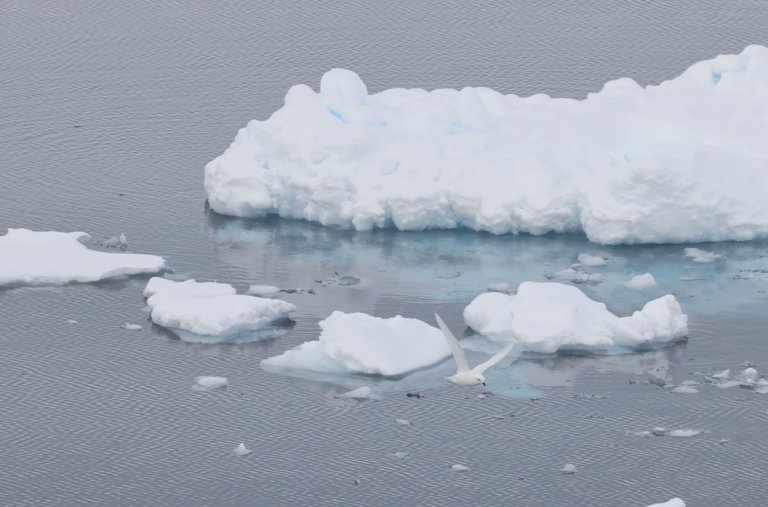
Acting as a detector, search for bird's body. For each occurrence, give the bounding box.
[435,313,515,387]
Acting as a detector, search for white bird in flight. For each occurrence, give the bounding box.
[435,313,515,386]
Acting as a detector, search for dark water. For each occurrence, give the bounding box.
[2,1,768,505]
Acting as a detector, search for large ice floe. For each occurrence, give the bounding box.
[464,282,688,354]
[206,45,768,245]
[262,311,450,376]
[0,228,165,287]
[143,277,295,343]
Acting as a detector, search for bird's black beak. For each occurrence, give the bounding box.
[482,382,486,386]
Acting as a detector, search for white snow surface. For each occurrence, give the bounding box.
[144,277,295,342]
[0,229,165,287]
[262,311,450,377]
[645,499,686,507]
[463,282,688,354]
[205,46,768,245]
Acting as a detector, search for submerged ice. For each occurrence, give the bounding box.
[0,228,165,287]
[206,46,768,245]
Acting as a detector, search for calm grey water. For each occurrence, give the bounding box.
[2,1,768,505]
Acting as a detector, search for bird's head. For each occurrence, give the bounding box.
[476,374,486,386]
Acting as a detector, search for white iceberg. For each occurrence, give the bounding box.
[205,46,768,245]
[233,443,252,456]
[625,273,657,290]
[262,311,450,377]
[463,282,688,354]
[645,498,686,507]
[144,277,295,343]
[0,229,165,287]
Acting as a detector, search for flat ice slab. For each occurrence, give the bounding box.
[262,311,450,376]
[645,499,686,507]
[0,229,165,287]
[144,277,295,343]
[206,45,768,245]
[464,282,688,354]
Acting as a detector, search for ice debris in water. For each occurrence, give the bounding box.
[546,268,603,284]
[487,282,510,293]
[65,319,79,325]
[646,499,686,507]
[671,380,699,394]
[464,282,688,354]
[711,369,730,380]
[247,285,281,297]
[97,232,128,249]
[0,229,165,287]
[450,464,469,472]
[121,323,142,330]
[577,253,606,266]
[652,427,668,436]
[390,451,408,459]
[193,376,228,390]
[234,443,252,456]
[338,386,381,400]
[262,312,450,376]
[683,247,722,263]
[669,429,703,438]
[205,46,768,246]
[560,464,577,474]
[395,418,411,426]
[144,277,295,343]
[316,273,361,287]
[625,273,657,290]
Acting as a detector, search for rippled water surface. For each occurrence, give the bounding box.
[2,1,768,505]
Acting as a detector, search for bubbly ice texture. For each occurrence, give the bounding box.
[144,277,295,343]
[0,228,165,287]
[262,311,450,377]
[205,46,768,245]
[463,282,688,354]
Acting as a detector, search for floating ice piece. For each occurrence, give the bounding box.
[390,451,408,459]
[743,367,759,381]
[671,382,699,394]
[645,499,686,507]
[262,311,450,376]
[234,443,252,456]
[97,232,128,249]
[65,319,79,325]
[121,323,142,330]
[0,229,165,287]
[145,278,295,343]
[450,464,469,472]
[464,282,688,354]
[247,285,281,297]
[205,46,768,246]
[560,464,577,474]
[669,429,703,437]
[711,369,730,380]
[546,268,603,284]
[683,248,722,263]
[338,386,381,400]
[625,273,657,290]
[577,253,606,266]
[487,282,510,293]
[652,427,668,436]
[194,376,229,390]
[395,418,411,426]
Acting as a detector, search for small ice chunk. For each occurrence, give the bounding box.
[337,275,360,286]
[121,323,142,330]
[395,418,411,426]
[234,443,252,456]
[625,273,657,290]
[711,369,730,380]
[450,464,469,472]
[65,319,79,325]
[669,429,702,438]
[98,232,128,249]
[652,427,667,436]
[487,282,510,293]
[338,386,380,400]
[546,268,603,284]
[743,367,759,381]
[247,285,281,297]
[683,247,722,263]
[194,376,228,390]
[390,451,408,459]
[560,464,577,474]
[718,438,730,445]
[577,253,606,266]
[645,499,686,507]
[671,384,699,394]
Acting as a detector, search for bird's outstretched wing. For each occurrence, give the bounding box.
[472,342,515,375]
[435,313,469,373]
